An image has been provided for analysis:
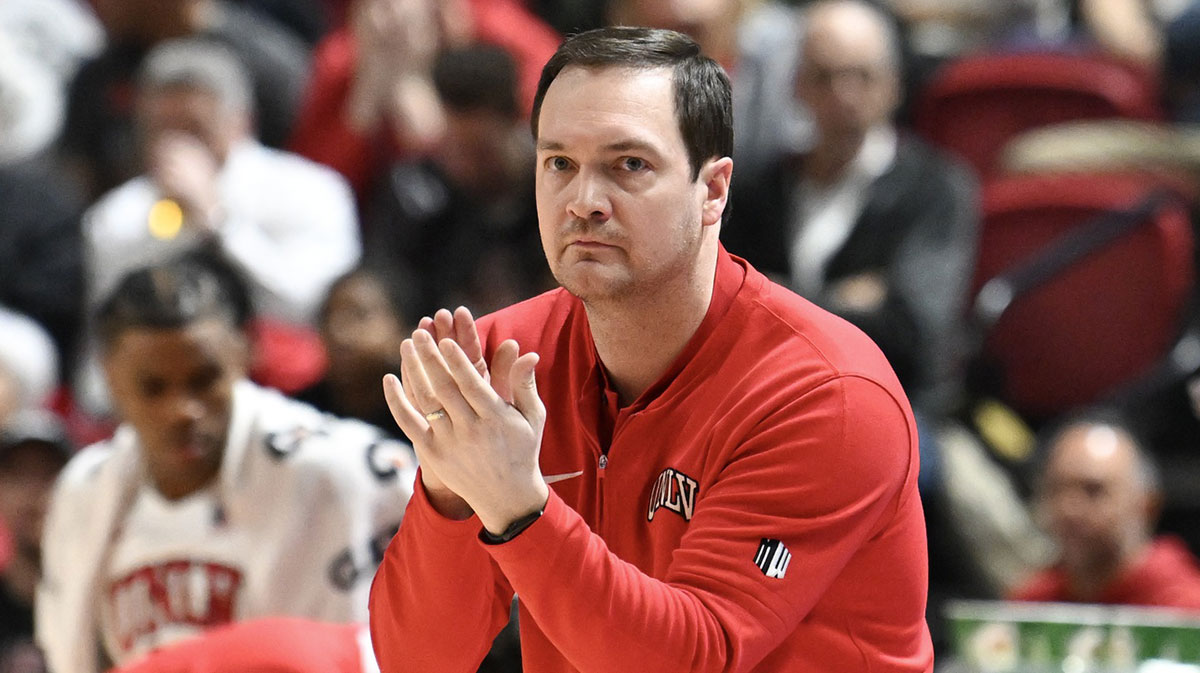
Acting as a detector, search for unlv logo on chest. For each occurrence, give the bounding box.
[108,560,243,652]
[647,467,699,521]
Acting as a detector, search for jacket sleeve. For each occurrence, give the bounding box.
[879,157,979,410]
[483,375,923,673]
[286,32,383,196]
[367,471,515,672]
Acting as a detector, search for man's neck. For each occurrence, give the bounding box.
[1064,536,1151,601]
[583,241,719,406]
[805,131,867,187]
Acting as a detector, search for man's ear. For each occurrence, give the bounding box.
[699,156,733,228]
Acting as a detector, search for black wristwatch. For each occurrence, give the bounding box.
[479,508,544,545]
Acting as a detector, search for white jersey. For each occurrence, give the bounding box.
[36,381,416,673]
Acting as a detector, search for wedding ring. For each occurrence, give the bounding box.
[424,409,447,422]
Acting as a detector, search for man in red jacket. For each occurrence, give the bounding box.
[1010,411,1200,609]
[369,26,934,672]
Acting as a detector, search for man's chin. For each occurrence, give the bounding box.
[555,267,633,303]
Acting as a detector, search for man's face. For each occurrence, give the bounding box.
[321,275,406,375]
[535,65,722,304]
[0,444,65,558]
[435,108,517,197]
[137,86,243,163]
[1037,424,1150,570]
[102,319,247,498]
[796,10,898,143]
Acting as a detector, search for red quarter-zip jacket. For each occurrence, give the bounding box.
[369,249,934,672]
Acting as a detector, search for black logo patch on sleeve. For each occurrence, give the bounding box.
[754,538,792,579]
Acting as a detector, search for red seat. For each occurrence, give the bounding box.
[971,173,1194,420]
[914,51,1163,177]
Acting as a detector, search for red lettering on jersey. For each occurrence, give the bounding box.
[108,561,243,654]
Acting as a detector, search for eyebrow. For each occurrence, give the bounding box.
[536,138,665,157]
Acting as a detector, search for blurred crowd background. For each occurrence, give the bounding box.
[4,0,1200,670]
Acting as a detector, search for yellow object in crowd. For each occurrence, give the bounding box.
[148,199,184,240]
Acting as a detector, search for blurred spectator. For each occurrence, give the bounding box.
[37,257,415,673]
[82,37,359,334]
[0,36,70,167]
[1010,409,1200,608]
[0,0,103,164]
[526,0,606,34]
[0,0,103,81]
[231,0,330,46]
[0,160,86,370]
[0,411,71,673]
[288,0,560,197]
[294,267,411,438]
[362,45,552,317]
[606,0,811,179]
[107,618,374,673]
[724,0,978,414]
[884,0,1047,61]
[0,308,59,427]
[78,39,358,413]
[63,0,310,198]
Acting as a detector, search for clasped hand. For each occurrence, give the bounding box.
[383,307,548,535]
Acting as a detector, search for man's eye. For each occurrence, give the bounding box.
[621,157,647,171]
[547,157,571,171]
[139,378,166,398]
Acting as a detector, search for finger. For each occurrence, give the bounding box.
[432,308,454,342]
[399,343,424,411]
[400,337,447,419]
[510,352,544,427]
[489,339,520,403]
[452,306,487,376]
[413,329,478,422]
[382,373,431,443]
[416,315,435,338]
[438,336,504,415]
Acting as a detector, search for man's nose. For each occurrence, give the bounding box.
[165,392,205,423]
[566,170,611,223]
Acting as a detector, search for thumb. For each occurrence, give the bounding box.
[509,352,543,426]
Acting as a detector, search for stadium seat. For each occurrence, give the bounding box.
[914,51,1164,177]
[968,172,1194,421]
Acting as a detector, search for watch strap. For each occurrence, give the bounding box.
[479,508,544,545]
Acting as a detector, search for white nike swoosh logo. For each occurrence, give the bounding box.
[543,471,584,484]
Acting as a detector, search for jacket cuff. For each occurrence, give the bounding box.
[408,467,482,541]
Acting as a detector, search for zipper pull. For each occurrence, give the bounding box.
[598,454,608,479]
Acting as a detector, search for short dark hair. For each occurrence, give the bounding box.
[95,251,252,349]
[530,26,733,181]
[318,264,415,329]
[434,45,520,119]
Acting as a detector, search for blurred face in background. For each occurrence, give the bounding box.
[0,443,66,559]
[796,1,899,146]
[436,108,523,198]
[1037,423,1154,573]
[103,318,248,500]
[137,85,249,165]
[320,273,407,380]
